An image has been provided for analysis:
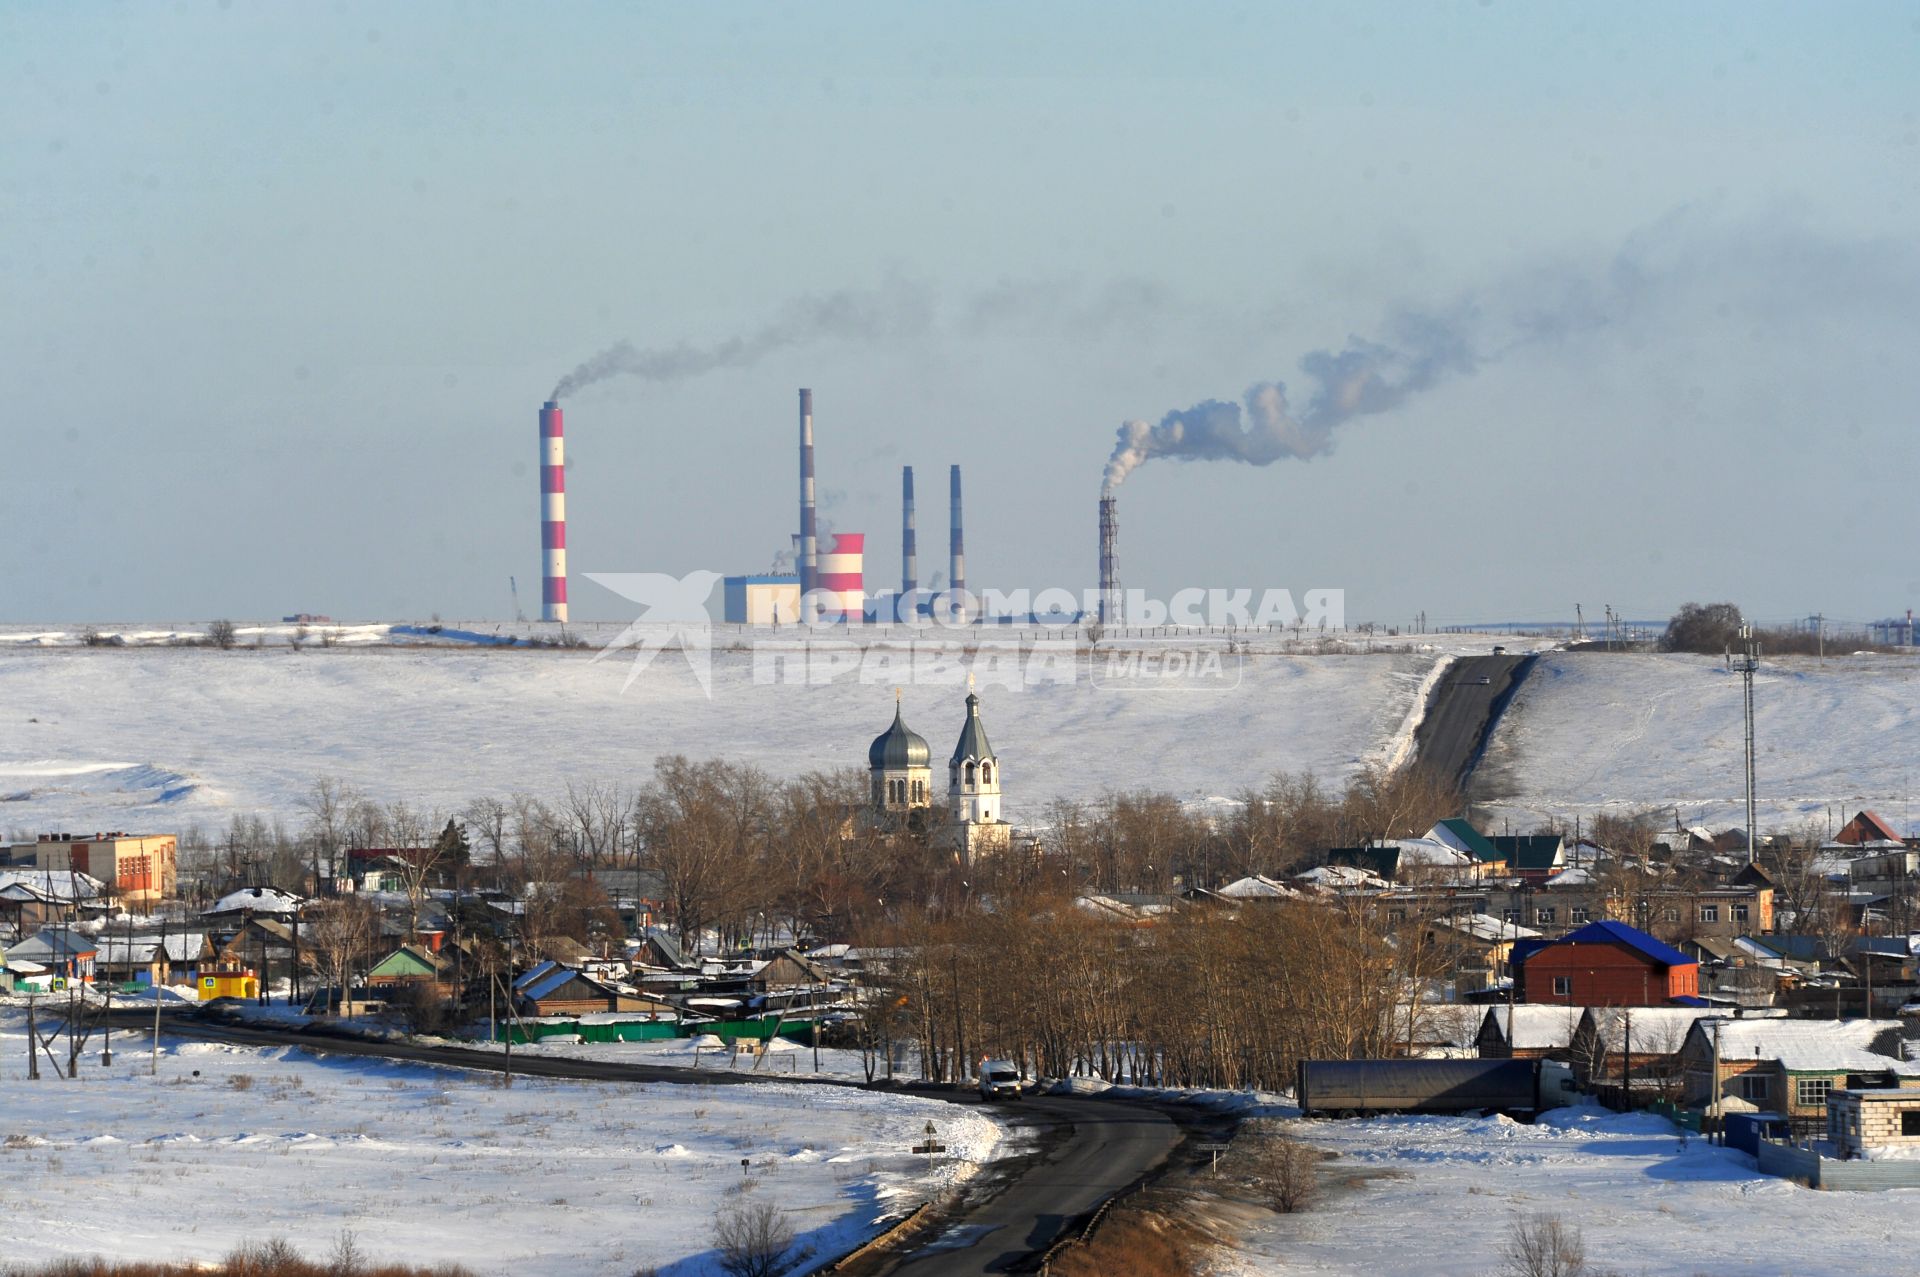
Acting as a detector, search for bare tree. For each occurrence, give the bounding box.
[1239,1121,1319,1213]
[303,896,379,1009]
[712,1197,794,1277]
[1501,1212,1588,1277]
[206,618,239,650]
[300,776,357,896]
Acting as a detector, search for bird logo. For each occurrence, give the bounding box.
[585,570,724,697]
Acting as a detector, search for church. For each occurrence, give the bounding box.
[865,687,1013,863]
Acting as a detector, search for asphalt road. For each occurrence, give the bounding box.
[1408,651,1537,792]
[115,1013,1182,1274]
[880,1095,1179,1276]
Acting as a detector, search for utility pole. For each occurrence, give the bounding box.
[1727,625,1760,866]
[1711,1018,1723,1144]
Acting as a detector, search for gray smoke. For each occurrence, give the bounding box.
[551,282,931,400]
[1102,311,1477,492]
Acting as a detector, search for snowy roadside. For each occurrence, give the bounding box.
[0,1011,1009,1276]
[1210,1103,1919,1277]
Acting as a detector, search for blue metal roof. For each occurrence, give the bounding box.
[1553,920,1697,969]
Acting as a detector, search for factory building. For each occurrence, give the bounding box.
[722,575,803,625]
[3,832,178,908]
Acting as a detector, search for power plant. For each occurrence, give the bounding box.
[541,382,988,627]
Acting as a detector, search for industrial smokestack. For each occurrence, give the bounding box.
[799,389,817,598]
[949,464,966,623]
[539,401,568,623]
[901,466,917,600]
[1098,494,1119,627]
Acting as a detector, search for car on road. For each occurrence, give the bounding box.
[1473,675,1492,684]
[978,1059,1025,1099]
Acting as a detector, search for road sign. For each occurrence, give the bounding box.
[912,1142,947,1155]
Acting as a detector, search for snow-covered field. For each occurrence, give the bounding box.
[0,638,1472,831]
[1481,651,1920,836]
[1226,1105,1918,1277]
[0,1012,1003,1275]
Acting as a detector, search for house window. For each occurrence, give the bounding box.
[1536,908,1557,925]
[1552,976,1572,997]
[1902,1112,1920,1137]
[1737,1075,1770,1102]
[1796,1078,1834,1110]
[1664,908,1679,922]
[1571,907,1589,924]
[1733,904,1749,924]
[1387,908,1406,923]
[1502,909,1519,923]
[1699,905,1719,924]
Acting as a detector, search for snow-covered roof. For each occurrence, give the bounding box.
[1484,1005,1587,1051]
[206,887,302,916]
[1217,874,1300,899]
[97,933,204,964]
[1588,1007,1782,1055]
[1432,913,1540,944]
[1544,866,1595,888]
[1702,1018,1920,1073]
[1389,838,1473,868]
[0,869,106,903]
[1294,864,1388,890]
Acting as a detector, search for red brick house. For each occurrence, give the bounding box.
[1515,920,1699,1006]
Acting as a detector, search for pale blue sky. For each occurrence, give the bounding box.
[4,2,1918,625]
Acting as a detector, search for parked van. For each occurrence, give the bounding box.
[977,1059,1024,1099]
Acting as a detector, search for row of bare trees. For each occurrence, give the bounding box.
[867,895,1455,1091]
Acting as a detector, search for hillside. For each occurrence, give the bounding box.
[1477,650,1920,837]
[0,643,1445,833]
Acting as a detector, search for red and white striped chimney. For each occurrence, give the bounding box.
[817,532,866,622]
[539,400,567,623]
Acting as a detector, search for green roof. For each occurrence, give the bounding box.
[1492,834,1566,871]
[1328,845,1400,879]
[369,945,440,979]
[1436,818,1503,863]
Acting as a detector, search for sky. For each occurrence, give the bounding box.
[3,1,1918,628]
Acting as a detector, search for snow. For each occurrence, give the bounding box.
[0,642,1456,829]
[0,1011,1006,1275]
[1707,1018,1920,1073]
[1481,651,1920,833]
[1220,1103,1920,1277]
[1484,1005,1587,1051]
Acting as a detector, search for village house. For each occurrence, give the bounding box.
[1827,1087,1920,1159]
[1514,920,1700,1006]
[0,869,108,936]
[1568,1006,1785,1099]
[1680,1018,1920,1134]
[511,960,676,1018]
[8,927,99,983]
[95,932,213,988]
[3,833,178,908]
[1421,912,1540,992]
[1477,1005,1589,1060]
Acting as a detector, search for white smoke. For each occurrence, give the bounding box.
[551,282,931,400]
[1102,313,1476,492]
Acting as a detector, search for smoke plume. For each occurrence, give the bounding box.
[551,282,930,400]
[1102,312,1476,492]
